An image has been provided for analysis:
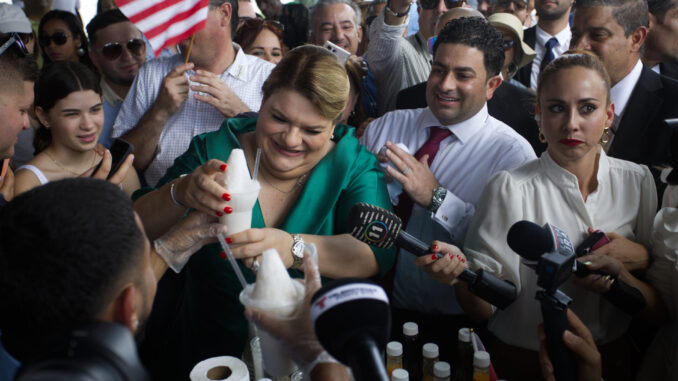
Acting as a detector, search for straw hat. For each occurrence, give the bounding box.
[0,4,32,34]
[488,13,536,71]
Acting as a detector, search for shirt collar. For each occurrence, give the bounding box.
[419,104,489,144]
[100,78,124,105]
[610,59,643,117]
[535,24,571,47]
[224,43,250,82]
[541,145,610,189]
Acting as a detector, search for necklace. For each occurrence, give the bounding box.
[44,149,97,176]
[260,172,308,194]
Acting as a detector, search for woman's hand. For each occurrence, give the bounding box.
[174,159,230,216]
[589,228,649,271]
[414,241,468,286]
[86,144,134,186]
[571,253,623,294]
[228,227,295,269]
[538,310,602,381]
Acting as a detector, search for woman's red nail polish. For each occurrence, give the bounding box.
[224,206,233,214]
[220,164,227,171]
[222,193,231,201]
[226,237,233,244]
[219,251,226,259]
[432,245,439,251]
[216,211,223,217]
[448,253,454,259]
[431,254,437,260]
[456,254,461,260]
[461,258,466,263]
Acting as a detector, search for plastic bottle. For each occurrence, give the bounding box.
[472,351,490,381]
[433,361,451,381]
[455,328,473,381]
[403,322,422,381]
[393,368,410,381]
[387,341,404,378]
[422,343,439,381]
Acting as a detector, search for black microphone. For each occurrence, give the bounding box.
[507,221,647,315]
[310,278,390,381]
[348,203,517,309]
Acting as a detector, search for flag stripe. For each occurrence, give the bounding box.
[147,10,207,49]
[138,2,208,40]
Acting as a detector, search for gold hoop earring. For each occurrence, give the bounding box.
[600,127,610,144]
[538,128,547,143]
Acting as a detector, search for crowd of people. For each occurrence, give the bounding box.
[0,0,676,380]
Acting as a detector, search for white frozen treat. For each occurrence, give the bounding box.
[378,143,410,205]
[220,149,261,234]
[239,249,305,377]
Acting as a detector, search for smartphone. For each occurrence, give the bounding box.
[91,138,134,180]
[575,230,611,257]
[323,41,350,65]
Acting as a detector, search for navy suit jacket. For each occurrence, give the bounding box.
[513,26,537,89]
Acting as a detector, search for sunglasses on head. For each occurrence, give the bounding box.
[419,0,465,10]
[0,33,29,56]
[503,39,516,50]
[39,31,70,47]
[101,38,146,60]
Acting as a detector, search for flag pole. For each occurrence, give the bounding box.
[184,33,195,64]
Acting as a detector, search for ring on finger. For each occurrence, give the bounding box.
[402,166,411,175]
[252,260,260,273]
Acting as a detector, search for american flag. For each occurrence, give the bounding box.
[116,0,209,57]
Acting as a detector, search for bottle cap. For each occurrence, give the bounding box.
[403,322,419,336]
[387,341,403,357]
[433,361,451,377]
[422,343,439,358]
[392,368,409,381]
[458,327,471,343]
[473,351,490,367]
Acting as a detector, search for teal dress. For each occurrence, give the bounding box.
[138,118,395,379]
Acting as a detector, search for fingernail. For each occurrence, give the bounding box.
[461,258,466,263]
[222,193,231,201]
[220,164,227,171]
[583,261,593,266]
[431,254,437,260]
[224,206,233,214]
[456,254,461,261]
[448,253,454,259]
[219,251,226,259]
[226,237,233,244]
[216,211,223,217]
[432,244,439,251]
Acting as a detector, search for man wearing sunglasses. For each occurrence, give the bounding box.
[492,0,530,25]
[87,9,147,148]
[366,0,465,116]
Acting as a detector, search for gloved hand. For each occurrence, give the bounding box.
[154,211,227,273]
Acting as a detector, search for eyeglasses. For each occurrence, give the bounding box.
[0,33,29,56]
[419,0,465,10]
[503,39,516,50]
[101,38,146,60]
[237,18,284,34]
[494,0,528,11]
[39,31,71,47]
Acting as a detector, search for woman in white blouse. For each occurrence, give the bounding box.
[417,52,665,380]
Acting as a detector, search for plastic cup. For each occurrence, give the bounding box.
[219,181,261,235]
[240,281,305,377]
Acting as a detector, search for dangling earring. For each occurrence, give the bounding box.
[538,128,547,143]
[77,46,85,57]
[600,127,610,144]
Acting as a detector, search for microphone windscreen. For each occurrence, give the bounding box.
[347,203,402,249]
[507,220,553,261]
[310,278,391,364]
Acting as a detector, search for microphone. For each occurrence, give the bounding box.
[310,278,390,381]
[507,221,647,315]
[347,203,517,309]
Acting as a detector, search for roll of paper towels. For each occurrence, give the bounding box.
[190,356,250,381]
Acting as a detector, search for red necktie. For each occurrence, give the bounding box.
[393,127,452,227]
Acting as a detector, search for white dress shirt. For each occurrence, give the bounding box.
[464,149,657,350]
[112,45,274,185]
[360,106,536,314]
[530,25,572,91]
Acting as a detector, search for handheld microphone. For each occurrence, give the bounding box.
[310,278,390,381]
[347,203,517,309]
[507,221,647,315]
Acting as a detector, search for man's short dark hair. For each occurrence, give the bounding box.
[647,0,678,21]
[211,0,239,35]
[0,178,145,361]
[0,34,39,93]
[86,9,131,46]
[575,0,649,36]
[432,16,504,77]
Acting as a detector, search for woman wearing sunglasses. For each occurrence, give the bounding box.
[13,61,139,197]
[234,18,284,64]
[38,10,94,70]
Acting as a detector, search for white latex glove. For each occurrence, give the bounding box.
[154,211,227,273]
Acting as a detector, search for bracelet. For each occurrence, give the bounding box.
[385,0,411,17]
[170,174,188,208]
[301,350,338,380]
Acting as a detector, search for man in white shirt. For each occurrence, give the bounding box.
[571,0,678,195]
[513,0,573,90]
[360,17,535,359]
[643,0,678,80]
[112,0,274,186]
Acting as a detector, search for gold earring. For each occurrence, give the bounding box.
[600,127,610,144]
[538,128,547,143]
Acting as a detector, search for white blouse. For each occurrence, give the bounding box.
[463,148,657,350]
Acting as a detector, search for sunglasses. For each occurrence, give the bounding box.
[237,18,284,33]
[39,31,71,47]
[503,39,516,50]
[101,38,146,60]
[495,0,528,10]
[419,0,465,10]
[0,33,29,56]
